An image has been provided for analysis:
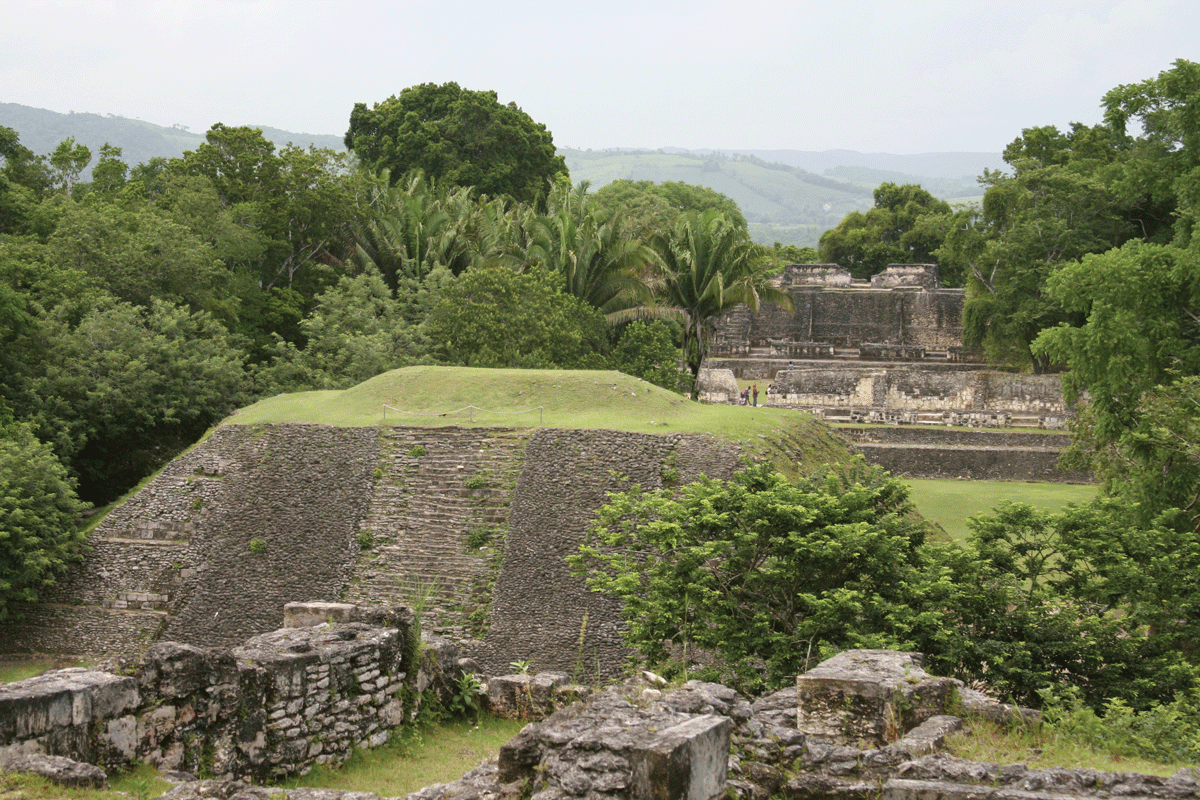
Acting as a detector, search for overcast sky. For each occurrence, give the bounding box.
[4,0,1197,155]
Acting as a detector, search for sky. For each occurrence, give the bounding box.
[4,0,1198,155]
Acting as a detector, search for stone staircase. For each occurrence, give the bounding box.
[345,426,529,635]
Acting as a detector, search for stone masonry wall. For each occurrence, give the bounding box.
[475,429,742,682]
[773,368,1066,416]
[0,621,410,781]
[3,424,748,678]
[713,288,965,353]
[7,424,378,655]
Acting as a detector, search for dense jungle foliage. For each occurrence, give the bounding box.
[4,61,1200,736]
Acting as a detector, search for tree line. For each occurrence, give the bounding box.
[0,82,802,618]
[574,59,1200,733]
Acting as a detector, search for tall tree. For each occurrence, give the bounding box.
[644,210,793,398]
[0,418,87,619]
[944,125,1135,371]
[48,137,91,195]
[345,83,568,206]
[525,183,655,317]
[818,183,952,280]
[425,266,609,369]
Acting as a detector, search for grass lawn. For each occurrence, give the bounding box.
[225,366,852,477]
[0,658,90,685]
[275,715,526,796]
[906,478,1098,543]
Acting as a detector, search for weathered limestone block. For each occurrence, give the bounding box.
[498,682,738,799]
[486,672,572,720]
[697,368,739,404]
[796,650,959,746]
[0,753,109,788]
[284,602,359,628]
[137,641,238,702]
[0,668,137,760]
[629,715,731,800]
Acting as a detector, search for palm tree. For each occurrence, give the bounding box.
[644,210,793,399]
[526,183,656,317]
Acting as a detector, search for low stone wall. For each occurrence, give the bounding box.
[772,367,1067,420]
[841,427,1072,448]
[856,443,1088,482]
[0,618,411,781]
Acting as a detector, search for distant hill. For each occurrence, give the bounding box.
[562,148,1003,247]
[0,103,1004,248]
[0,103,346,176]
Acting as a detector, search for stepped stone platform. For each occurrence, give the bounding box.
[840,425,1091,483]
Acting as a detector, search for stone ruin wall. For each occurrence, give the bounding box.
[712,264,965,355]
[473,429,741,681]
[0,618,411,781]
[4,423,743,684]
[11,424,379,656]
[772,367,1067,417]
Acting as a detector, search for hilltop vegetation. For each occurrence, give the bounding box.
[562,147,997,247]
[3,60,1200,733]
[230,366,852,477]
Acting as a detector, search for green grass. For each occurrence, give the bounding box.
[275,714,525,795]
[906,478,1098,543]
[0,657,90,685]
[226,367,853,478]
[946,715,1189,776]
[0,761,171,800]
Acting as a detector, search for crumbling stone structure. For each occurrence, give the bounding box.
[3,424,745,685]
[8,648,1197,800]
[0,612,413,781]
[712,264,965,358]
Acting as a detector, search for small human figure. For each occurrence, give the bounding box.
[788,361,795,370]
[752,384,759,406]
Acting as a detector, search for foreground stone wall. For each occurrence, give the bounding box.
[0,620,410,781]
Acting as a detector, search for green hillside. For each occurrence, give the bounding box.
[228,366,851,477]
[0,103,345,179]
[561,148,992,247]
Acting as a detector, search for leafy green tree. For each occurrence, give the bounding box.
[945,129,1135,371]
[48,137,91,195]
[1102,58,1200,247]
[45,201,235,323]
[173,125,363,295]
[594,179,747,240]
[88,143,128,195]
[352,170,479,297]
[571,460,931,689]
[526,183,655,317]
[11,300,248,503]
[425,266,609,369]
[1032,242,1200,521]
[257,268,429,392]
[611,320,687,394]
[345,83,568,206]
[818,183,952,280]
[0,417,88,619]
[0,126,52,200]
[645,210,793,398]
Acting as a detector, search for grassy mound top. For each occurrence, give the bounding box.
[228,367,851,476]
